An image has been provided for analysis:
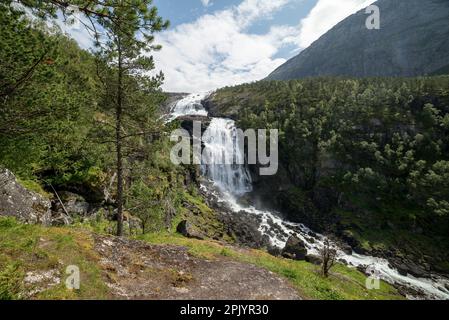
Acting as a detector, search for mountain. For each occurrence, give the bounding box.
[267,0,449,80]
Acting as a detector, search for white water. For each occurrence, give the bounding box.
[201,118,252,195]
[169,93,449,300]
[167,92,209,122]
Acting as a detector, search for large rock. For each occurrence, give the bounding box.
[219,210,271,249]
[0,168,51,225]
[53,191,90,217]
[177,115,211,136]
[176,220,204,240]
[305,254,323,266]
[281,236,307,261]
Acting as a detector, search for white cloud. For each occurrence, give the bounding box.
[56,0,378,93]
[298,0,375,48]
[153,0,297,92]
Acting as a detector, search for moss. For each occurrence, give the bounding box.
[174,191,234,242]
[17,179,51,198]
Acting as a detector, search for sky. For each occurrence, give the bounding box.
[62,0,375,93]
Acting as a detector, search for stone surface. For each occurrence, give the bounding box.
[94,235,302,300]
[281,236,307,261]
[53,191,90,217]
[177,220,205,240]
[0,168,51,225]
[305,254,323,266]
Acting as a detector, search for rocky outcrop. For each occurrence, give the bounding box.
[176,220,205,240]
[281,236,307,261]
[159,92,189,115]
[177,115,211,136]
[219,210,272,249]
[267,0,449,80]
[53,191,91,218]
[94,234,302,300]
[0,168,52,225]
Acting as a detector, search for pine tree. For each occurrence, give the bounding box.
[94,0,168,236]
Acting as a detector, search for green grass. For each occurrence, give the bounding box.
[138,232,404,300]
[0,217,404,300]
[16,179,51,198]
[0,217,109,300]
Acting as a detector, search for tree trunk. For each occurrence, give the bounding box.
[116,36,124,237]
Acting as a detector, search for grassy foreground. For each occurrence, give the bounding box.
[0,217,403,300]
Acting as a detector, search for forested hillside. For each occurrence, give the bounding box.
[207,77,449,276]
[0,1,197,234]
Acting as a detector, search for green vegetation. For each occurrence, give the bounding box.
[211,77,449,267]
[0,1,185,234]
[0,217,403,300]
[0,217,109,300]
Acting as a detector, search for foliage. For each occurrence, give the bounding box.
[211,77,449,262]
[0,262,24,300]
[213,77,449,222]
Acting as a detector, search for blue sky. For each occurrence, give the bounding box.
[63,0,375,92]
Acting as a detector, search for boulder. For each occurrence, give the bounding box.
[405,263,428,278]
[218,210,270,249]
[340,230,360,250]
[396,264,409,277]
[0,168,52,225]
[356,264,368,274]
[176,220,204,240]
[178,115,211,136]
[305,254,323,265]
[281,236,307,261]
[53,191,90,217]
[339,242,353,255]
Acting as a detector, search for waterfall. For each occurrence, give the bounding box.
[201,118,252,195]
[168,93,449,300]
[168,93,208,122]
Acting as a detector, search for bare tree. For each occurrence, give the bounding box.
[319,239,338,277]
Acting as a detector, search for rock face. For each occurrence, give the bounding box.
[53,191,91,218]
[0,168,51,225]
[219,210,272,249]
[176,220,205,240]
[177,115,211,136]
[159,92,189,115]
[281,236,307,261]
[267,0,449,80]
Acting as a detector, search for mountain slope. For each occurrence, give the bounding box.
[267,0,449,80]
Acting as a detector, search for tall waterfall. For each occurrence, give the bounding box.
[168,93,449,300]
[201,118,252,195]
